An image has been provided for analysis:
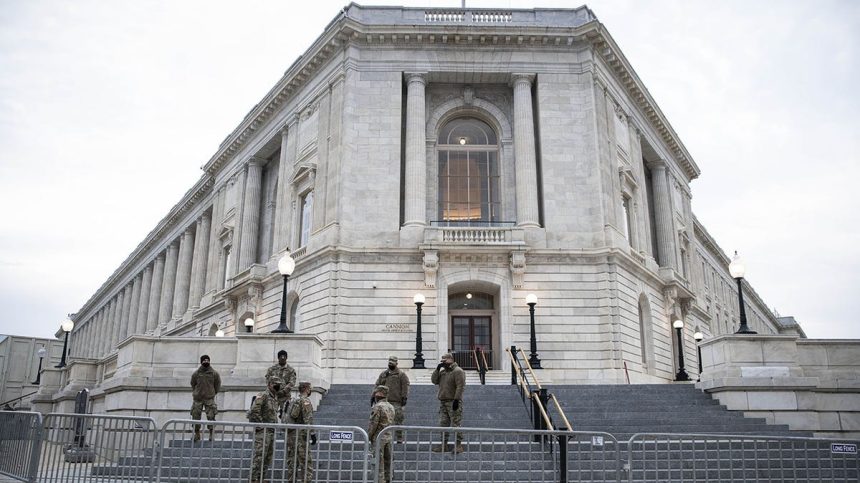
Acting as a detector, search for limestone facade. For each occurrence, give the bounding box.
[0,335,65,409]
[49,5,802,406]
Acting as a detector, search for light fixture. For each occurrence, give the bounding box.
[526,293,538,305]
[694,331,705,382]
[61,318,75,333]
[273,252,296,334]
[693,331,704,342]
[33,346,47,385]
[412,293,426,369]
[465,293,472,299]
[244,317,255,333]
[215,329,225,337]
[673,318,689,381]
[729,251,745,279]
[672,319,684,329]
[458,137,467,145]
[413,293,425,305]
[729,250,756,334]
[526,293,541,369]
[56,318,75,368]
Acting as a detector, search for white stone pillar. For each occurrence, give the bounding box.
[98,307,108,357]
[189,213,210,309]
[135,265,152,334]
[146,254,165,332]
[173,227,195,318]
[239,159,263,269]
[119,284,133,341]
[128,275,142,336]
[108,296,120,350]
[511,73,540,227]
[159,241,179,326]
[648,159,676,269]
[272,122,294,253]
[403,72,427,227]
[230,170,246,278]
[205,195,224,294]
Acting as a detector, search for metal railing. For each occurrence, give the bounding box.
[627,433,860,482]
[1,391,39,410]
[38,413,158,482]
[0,411,42,482]
[372,425,621,483]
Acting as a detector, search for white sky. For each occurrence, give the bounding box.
[1,0,858,340]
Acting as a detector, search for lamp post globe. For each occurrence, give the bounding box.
[273,253,295,334]
[412,293,426,369]
[693,331,704,382]
[56,318,74,368]
[33,346,47,385]
[730,251,756,334]
[526,293,541,369]
[673,319,690,381]
[215,328,225,337]
[244,317,255,333]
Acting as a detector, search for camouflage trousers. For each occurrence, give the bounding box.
[390,402,405,441]
[190,398,217,429]
[373,440,392,483]
[286,428,314,483]
[438,400,463,444]
[250,428,274,482]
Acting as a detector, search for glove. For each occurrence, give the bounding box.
[401,397,407,406]
[452,399,460,411]
[310,434,317,446]
[370,396,375,407]
[437,363,445,371]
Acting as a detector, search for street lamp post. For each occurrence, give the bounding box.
[32,346,47,385]
[694,331,704,382]
[729,251,757,334]
[412,294,426,369]
[673,319,690,381]
[272,253,296,333]
[56,318,74,368]
[244,317,255,333]
[526,294,541,369]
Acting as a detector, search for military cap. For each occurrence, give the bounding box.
[441,353,454,360]
[374,385,389,396]
[200,354,210,363]
[388,355,398,363]
[269,376,285,385]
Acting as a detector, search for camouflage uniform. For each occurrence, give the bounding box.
[265,362,297,421]
[286,386,314,483]
[431,355,466,450]
[247,378,281,483]
[374,356,409,441]
[369,386,396,483]
[190,362,221,440]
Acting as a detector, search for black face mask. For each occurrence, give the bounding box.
[202,362,210,367]
[388,364,396,370]
[273,384,281,392]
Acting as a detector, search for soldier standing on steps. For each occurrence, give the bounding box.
[368,385,395,483]
[373,355,410,442]
[265,349,297,422]
[431,352,466,454]
[190,354,221,442]
[286,382,316,483]
[248,376,282,483]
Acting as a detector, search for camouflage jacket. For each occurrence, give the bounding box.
[431,362,465,401]
[190,365,221,401]
[248,389,279,424]
[265,363,297,400]
[374,368,410,404]
[368,399,395,444]
[287,394,314,425]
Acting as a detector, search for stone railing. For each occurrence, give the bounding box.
[291,246,308,260]
[423,225,525,246]
[698,334,860,438]
[424,10,512,24]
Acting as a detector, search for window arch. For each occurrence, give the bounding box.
[437,117,500,225]
[638,294,655,373]
[289,298,301,332]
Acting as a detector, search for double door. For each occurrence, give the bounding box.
[451,316,492,370]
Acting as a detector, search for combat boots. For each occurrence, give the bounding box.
[208,427,215,441]
[453,443,465,454]
[192,427,201,442]
[431,435,450,453]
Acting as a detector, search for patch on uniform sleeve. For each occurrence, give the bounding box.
[303,400,311,407]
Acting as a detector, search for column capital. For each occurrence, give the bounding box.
[285,113,300,130]
[247,156,266,168]
[405,72,428,85]
[647,158,668,171]
[510,73,536,87]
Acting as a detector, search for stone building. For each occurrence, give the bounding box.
[34,4,815,419]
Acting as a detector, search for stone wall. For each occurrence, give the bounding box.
[699,335,860,438]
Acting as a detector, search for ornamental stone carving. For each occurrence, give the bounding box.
[423,250,438,287]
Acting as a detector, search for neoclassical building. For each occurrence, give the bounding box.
[38,4,808,417]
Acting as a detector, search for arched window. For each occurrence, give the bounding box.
[437,118,500,225]
[289,298,300,332]
[638,294,655,373]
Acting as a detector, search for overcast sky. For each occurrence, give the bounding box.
[1,0,857,340]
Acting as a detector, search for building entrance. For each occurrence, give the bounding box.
[451,315,493,370]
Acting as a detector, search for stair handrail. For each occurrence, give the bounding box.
[505,347,535,397]
[479,348,489,372]
[1,390,38,410]
[549,393,573,431]
[472,349,488,385]
[505,347,556,432]
[517,347,543,389]
[471,349,480,369]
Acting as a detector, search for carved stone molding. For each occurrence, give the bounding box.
[510,250,527,288]
[423,250,439,288]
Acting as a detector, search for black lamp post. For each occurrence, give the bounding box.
[56,318,74,368]
[729,251,757,334]
[32,346,47,385]
[694,330,704,382]
[673,319,690,381]
[526,294,542,369]
[412,293,426,369]
[272,253,296,333]
[244,317,254,333]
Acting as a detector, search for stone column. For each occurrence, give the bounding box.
[189,213,211,309]
[159,241,179,326]
[403,73,427,226]
[98,307,108,357]
[272,124,293,252]
[648,159,676,269]
[108,296,120,350]
[511,73,540,227]
[136,264,152,334]
[205,195,224,294]
[173,227,195,318]
[230,170,246,278]
[146,254,165,332]
[239,158,263,269]
[127,275,142,336]
[119,284,133,341]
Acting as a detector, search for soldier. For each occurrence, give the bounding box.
[285,382,316,483]
[368,385,395,483]
[265,349,297,421]
[247,376,282,483]
[431,353,466,453]
[373,355,410,443]
[190,354,221,442]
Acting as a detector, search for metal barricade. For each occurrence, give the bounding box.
[372,425,622,483]
[0,411,43,482]
[38,413,158,482]
[157,419,370,482]
[627,433,860,482]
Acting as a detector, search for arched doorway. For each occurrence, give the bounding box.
[448,291,497,369]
